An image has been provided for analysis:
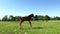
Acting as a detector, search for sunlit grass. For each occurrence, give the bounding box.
[0,20,60,34]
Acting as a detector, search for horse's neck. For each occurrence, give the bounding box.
[28,16,32,18]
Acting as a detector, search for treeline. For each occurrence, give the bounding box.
[1,15,60,21]
[33,15,60,20]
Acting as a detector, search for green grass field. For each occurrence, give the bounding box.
[0,20,60,34]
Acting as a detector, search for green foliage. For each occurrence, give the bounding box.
[2,15,8,21]
[44,15,50,20]
[34,15,39,20]
[9,15,15,21]
[54,16,60,20]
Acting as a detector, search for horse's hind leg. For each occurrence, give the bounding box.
[28,21,32,28]
[20,20,23,29]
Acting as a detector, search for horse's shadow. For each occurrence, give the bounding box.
[32,26,44,29]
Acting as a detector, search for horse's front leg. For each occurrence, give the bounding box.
[28,21,32,28]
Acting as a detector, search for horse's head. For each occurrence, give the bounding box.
[28,14,34,18]
[30,13,34,17]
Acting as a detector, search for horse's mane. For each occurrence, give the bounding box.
[28,14,34,17]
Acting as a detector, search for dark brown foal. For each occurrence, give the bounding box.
[17,14,34,29]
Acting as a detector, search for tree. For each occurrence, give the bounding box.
[34,15,38,20]
[39,15,44,20]
[9,15,15,21]
[45,15,50,20]
[2,15,8,21]
[54,16,60,20]
[44,15,50,21]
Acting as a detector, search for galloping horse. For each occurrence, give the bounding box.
[17,14,34,28]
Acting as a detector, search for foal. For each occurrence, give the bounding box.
[17,14,34,28]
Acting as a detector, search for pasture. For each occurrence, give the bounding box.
[0,20,60,34]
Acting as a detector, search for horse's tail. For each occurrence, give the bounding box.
[16,17,21,21]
